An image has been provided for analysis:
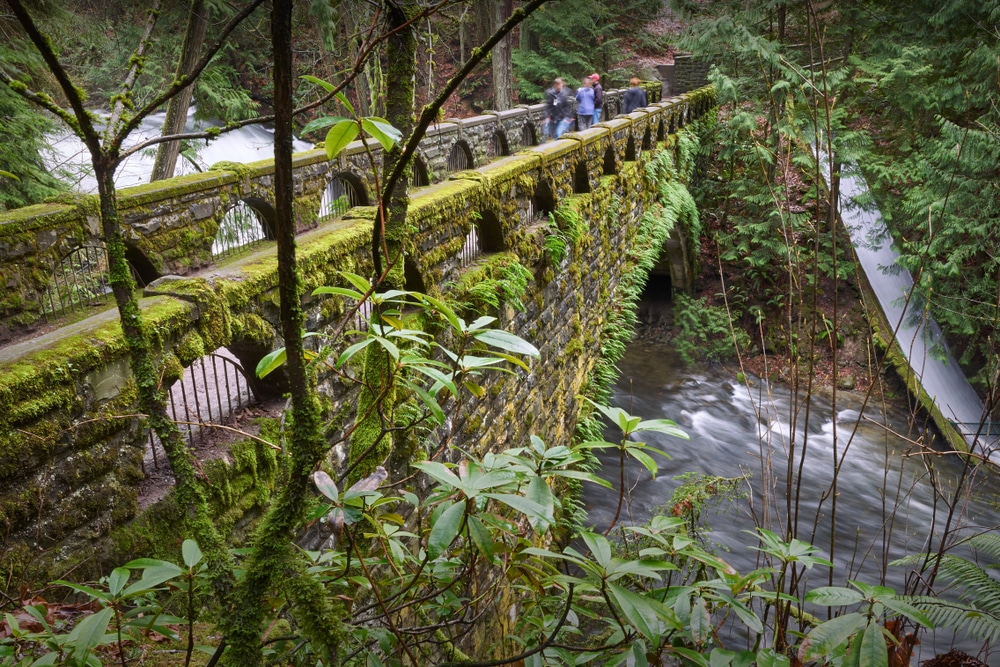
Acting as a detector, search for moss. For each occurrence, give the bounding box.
[175,331,206,366]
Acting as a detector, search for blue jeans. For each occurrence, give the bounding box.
[550,118,573,139]
[593,108,603,124]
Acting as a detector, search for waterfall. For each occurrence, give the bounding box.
[830,158,998,460]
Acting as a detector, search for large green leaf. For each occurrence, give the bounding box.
[525,476,555,527]
[182,539,203,569]
[608,583,666,642]
[427,500,465,557]
[802,612,866,659]
[857,622,888,667]
[806,586,865,607]
[300,115,349,136]
[879,596,933,628]
[486,493,551,532]
[325,119,360,160]
[635,418,689,439]
[313,470,339,501]
[301,74,337,93]
[256,347,286,379]
[473,329,541,357]
[312,285,366,300]
[65,607,113,657]
[581,531,612,569]
[361,117,402,151]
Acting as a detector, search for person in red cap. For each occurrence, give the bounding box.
[590,73,604,125]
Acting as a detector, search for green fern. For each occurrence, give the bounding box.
[894,534,1000,645]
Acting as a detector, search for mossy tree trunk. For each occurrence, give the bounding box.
[219,1,343,662]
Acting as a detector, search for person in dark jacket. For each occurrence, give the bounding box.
[622,77,648,115]
[544,77,573,139]
[590,73,604,124]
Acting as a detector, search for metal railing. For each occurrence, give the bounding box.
[212,201,269,259]
[146,349,258,467]
[319,175,367,220]
[447,142,473,171]
[460,223,481,267]
[43,245,114,320]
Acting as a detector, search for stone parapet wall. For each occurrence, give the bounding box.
[0,82,661,346]
[0,85,716,584]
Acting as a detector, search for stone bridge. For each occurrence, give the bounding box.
[0,78,716,582]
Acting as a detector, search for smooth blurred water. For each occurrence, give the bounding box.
[832,160,997,460]
[44,107,313,193]
[583,339,1000,662]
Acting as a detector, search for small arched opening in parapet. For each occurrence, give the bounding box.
[410,155,430,187]
[529,181,556,223]
[603,145,617,175]
[404,256,426,293]
[461,211,506,267]
[656,118,666,142]
[573,161,591,194]
[146,346,261,468]
[43,244,117,320]
[489,130,510,159]
[625,135,637,162]
[124,242,159,286]
[642,126,653,151]
[447,140,475,171]
[213,199,273,259]
[521,123,538,147]
[319,172,369,220]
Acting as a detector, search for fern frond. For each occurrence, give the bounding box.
[910,595,1000,645]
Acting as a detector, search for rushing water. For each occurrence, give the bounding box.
[583,336,1000,662]
[45,107,313,193]
[834,161,997,459]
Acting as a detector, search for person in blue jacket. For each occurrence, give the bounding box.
[575,78,595,131]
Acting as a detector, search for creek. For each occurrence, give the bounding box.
[44,107,313,193]
[583,332,999,662]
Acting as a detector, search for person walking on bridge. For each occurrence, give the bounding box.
[623,77,648,115]
[590,73,604,125]
[575,77,595,131]
[544,77,573,139]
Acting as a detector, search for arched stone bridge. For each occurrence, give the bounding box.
[0,82,716,582]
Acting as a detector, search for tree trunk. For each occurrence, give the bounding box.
[150,0,209,182]
[221,1,342,663]
[491,0,514,110]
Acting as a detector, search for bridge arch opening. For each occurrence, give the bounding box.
[529,181,556,222]
[642,127,653,151]
[124,242,159,286]
[447,140,475,171]
[489,130,510,158]
[625,135,638,162]
[147,346,260,468]
[212,200,272,259]
[410,155,430,187]
[602,146,617,175]
[43,244,114,319]
[404,256,426,293]
[656,119,666,142]
[638,271,674,324]
[573,161,591,194]
[319,173,369,219]
[521,123,538,147]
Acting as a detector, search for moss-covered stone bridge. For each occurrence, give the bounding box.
[0,80,716,583]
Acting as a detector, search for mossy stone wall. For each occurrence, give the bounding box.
[0,86,716,585]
